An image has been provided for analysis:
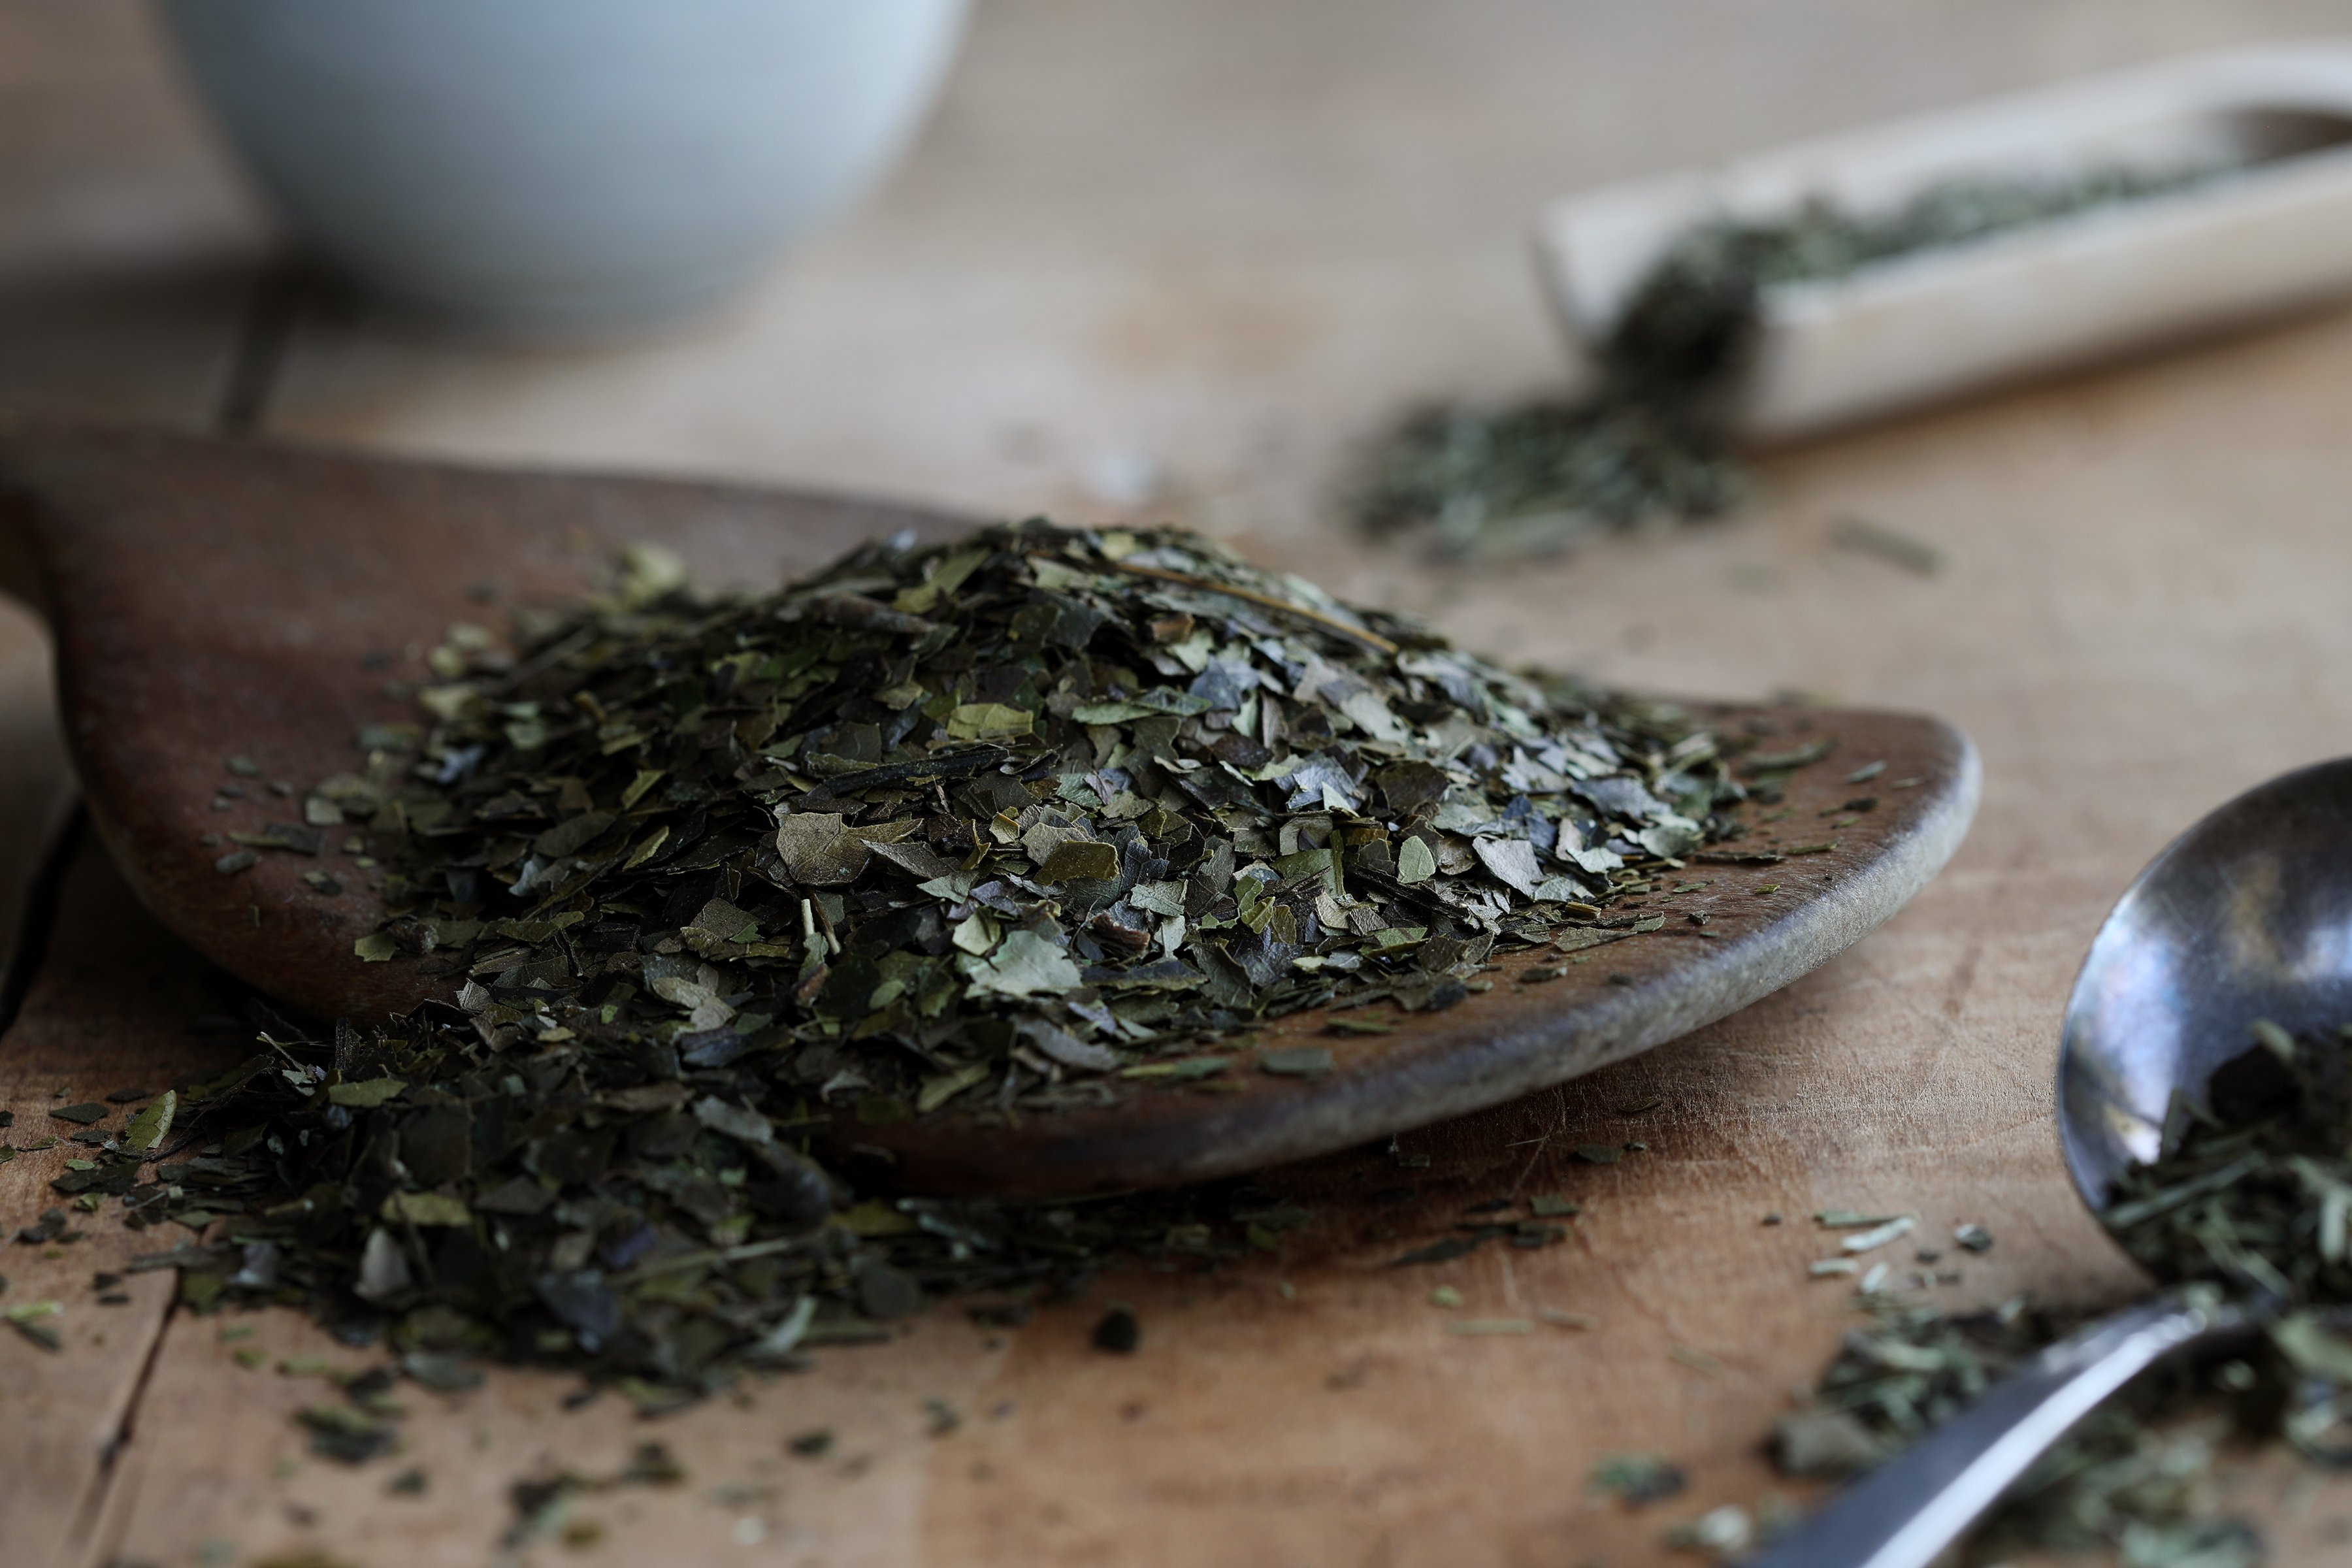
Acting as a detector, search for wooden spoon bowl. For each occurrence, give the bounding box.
[0,422,1977,1194]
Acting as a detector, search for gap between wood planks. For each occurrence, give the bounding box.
[11,264,309,1568]
[215,259,316,438]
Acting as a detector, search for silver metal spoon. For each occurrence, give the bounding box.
[1744,757,2352,1568]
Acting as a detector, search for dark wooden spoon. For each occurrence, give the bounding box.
[0,421,1977,1194]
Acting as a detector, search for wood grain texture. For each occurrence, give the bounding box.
[0,840,244,1568]
[18,0,2352,1563]
[0,6,258,1564]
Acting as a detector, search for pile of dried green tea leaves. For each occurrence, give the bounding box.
[59,1028,1306,1412]
[350,519,1735,1118]
[28,521,1747,1411]
[1354,164,2232,561]
[1740,1021,2352,1567]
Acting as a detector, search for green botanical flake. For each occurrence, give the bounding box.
[1837,1215,1916,1254]
[1119,1056,1229,1080]
[379,1192,471,1227]
[1390,1235,1488,1267]
[1829,516,1943,578]
[1258,1047,1335,1078]
[1590,1452,1687,1506]
[1036,839,1119,883]
[1447,1318,1533,1337]
[945,702,1034,741]
[327,1079,407,1109]
[960,928,1084,998]
[122,1090,176,1152]
[7,1302,62,1352]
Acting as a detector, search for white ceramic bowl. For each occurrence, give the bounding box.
[159,0,970,331]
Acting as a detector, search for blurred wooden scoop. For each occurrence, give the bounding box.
[1542,43,2352,439]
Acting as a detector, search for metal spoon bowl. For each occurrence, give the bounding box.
[2062,758,2352,1201]
[1749,758,2352,1568]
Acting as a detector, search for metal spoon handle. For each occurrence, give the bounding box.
[1742,1292,2232,1568]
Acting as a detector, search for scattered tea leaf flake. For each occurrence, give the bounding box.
[327,1078,406,1109]
[122,1090,176,1152]
[1840,1215,1918,1254]
[5,1299,62,1351]
[1830,515,1943,578]
[774,812,872,886]
[1259,1047,1335,1078]
[1391,1235,1489,1267]
[959,930,1083,999]
[379,1192,470,1228]
[1395,836,1437,885]
[1590,1452,1686,1506]
[1668,1345,1723,1378]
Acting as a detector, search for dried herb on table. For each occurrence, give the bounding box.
[340,517,1740,1119]
[20,519,1735,1415]
[1354,165,2234,561]
[1769,1292,2266,1568]
[1591,1450,1688,1506]
[1761,1019,2352,1565]
[2104,1020,2352,1313]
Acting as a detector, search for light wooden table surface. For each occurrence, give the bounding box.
[10,3,2352,1565]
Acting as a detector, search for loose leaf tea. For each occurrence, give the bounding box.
[338,519,1742,1121]
[1762,1019,2352,1565]
[1773,1290,2267,1568]
[2103,1019,2352,1315]
[22,521,1735,1411]
[2096,1019,2352,1470]
[77,1014,1322,1403]
[1355,165,2232,561]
